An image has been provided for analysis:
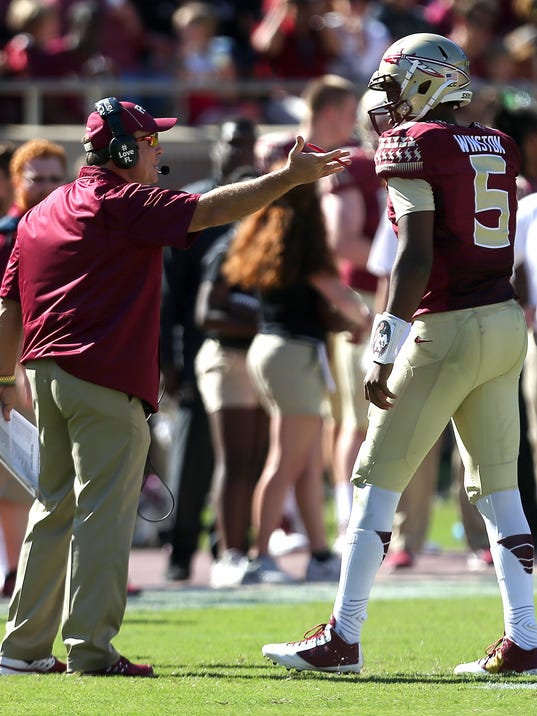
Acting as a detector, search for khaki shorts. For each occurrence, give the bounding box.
[247,333,329,416]
[195,338,260,414]
[327,290,375,431]
[353,300,527,501]
[331,332,369,432]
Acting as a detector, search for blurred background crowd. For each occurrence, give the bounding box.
[0,0,536,126]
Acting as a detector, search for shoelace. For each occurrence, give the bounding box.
[289,623,327,647]
[485,636,504,656]
[28,656,56,670]
[482,636,505,670]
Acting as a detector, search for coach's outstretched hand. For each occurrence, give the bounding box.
[286,136,350,185]
[190,137,351,232]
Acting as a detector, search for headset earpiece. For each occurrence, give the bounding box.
[94,97,139,169]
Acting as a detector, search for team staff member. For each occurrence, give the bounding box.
[0,139,67,599]
[263,33,537,676]
[0,98,349,677]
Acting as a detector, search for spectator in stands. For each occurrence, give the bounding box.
[171,1,242,125]
[448,0,503,82]
[252,0,340,80]
[324,0,391,83]
[372,0,435,41]
[0,0,112,123]
[494,98,537,197]
[503,0,537,82]
[0,142,15,215]
[213,0,263,79]
[423,0,456,37]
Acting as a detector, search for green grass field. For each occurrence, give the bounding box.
[0,597,535,716]
[1,494,533,715]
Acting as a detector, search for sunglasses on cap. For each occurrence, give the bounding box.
[136,132,159,148]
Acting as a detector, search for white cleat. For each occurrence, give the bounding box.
[262,616,363,674]
[454,636,537,675]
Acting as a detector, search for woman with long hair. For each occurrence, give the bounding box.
[223,179,370,583]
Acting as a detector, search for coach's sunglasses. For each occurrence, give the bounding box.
[136,132,159,148]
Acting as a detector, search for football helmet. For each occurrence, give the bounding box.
[367,33,472,134]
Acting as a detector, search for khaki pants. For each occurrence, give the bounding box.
[354,300,527,501]
[1,360,150,671]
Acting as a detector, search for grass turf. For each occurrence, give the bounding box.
[0,595,536,716]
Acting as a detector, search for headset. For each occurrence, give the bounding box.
[94,97,139,169]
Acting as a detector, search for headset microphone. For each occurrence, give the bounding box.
[158,165,170,175]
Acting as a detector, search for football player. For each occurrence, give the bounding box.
[262,32,537,676]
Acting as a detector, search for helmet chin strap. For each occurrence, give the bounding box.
[413,78,458,121]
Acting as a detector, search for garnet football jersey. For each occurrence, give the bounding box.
[375,120,521,315]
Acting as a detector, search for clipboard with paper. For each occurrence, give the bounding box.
[0,410,40,499]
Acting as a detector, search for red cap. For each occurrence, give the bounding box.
[84,100,177,150]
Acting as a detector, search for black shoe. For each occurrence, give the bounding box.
[166,562,190,581]
[127,582,142,597]
[1,570,16,598]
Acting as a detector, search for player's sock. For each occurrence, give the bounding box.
[476,490,537,650]
[332,485,400,644]
[334,481,353,533]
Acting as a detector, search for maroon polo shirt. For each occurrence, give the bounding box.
[0,166,200,412]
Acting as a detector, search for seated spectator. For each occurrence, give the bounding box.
[213,0,263,79]
[449,0,514,82]
[324,0,391,84]
[172,1,243,125]
[503,0,537,82]
[372,0,435,42]
[0,0,112,123]
[423,0,456,37]
[252,0,340,80]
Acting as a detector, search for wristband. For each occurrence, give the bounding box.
[370,312,411,364]
[0,374,16,385]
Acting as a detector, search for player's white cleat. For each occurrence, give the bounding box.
[454,636,537,675]
[0,655,66,675]
[262,616,363,673]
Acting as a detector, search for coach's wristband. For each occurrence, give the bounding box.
[0,374,16,386]
[370,312,411,364]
